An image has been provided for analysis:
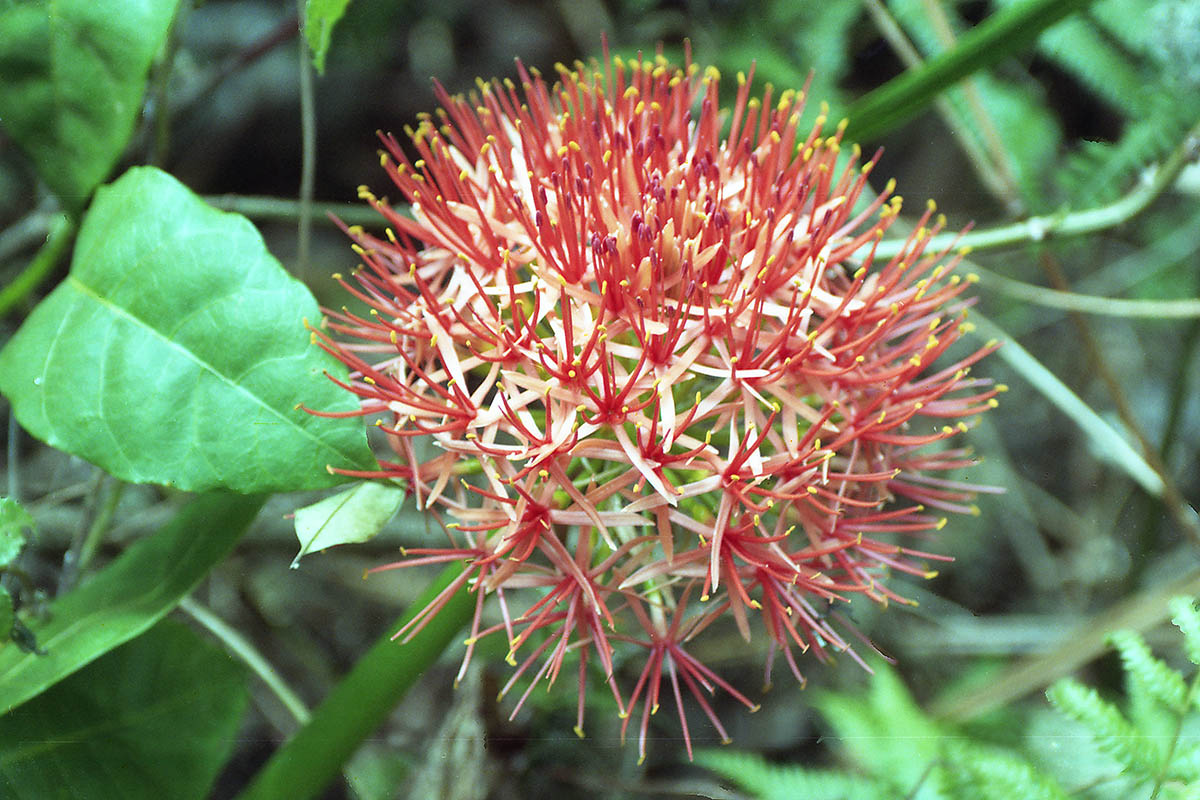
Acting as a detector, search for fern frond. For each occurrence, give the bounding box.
[1109,630,1189,713]
[1170,597,1200,668]
[1057,93,1200,205]
[942,740,1071,800]
[1046,678,1164,778]
[695,749,888,800]
[1032,14,1148,117]
[1165,741,1200,784]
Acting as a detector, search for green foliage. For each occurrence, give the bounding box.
[886,0,1063,208]
[0,619,248,800]
[696,749,888,800]
[814,663,947,797]
[0,497,33,568]
[0,0,177,208]
[0,167,374,494]
[1109,630,1188,713]
[705,600,1200,800]
[1046,678,1165,778]
[844,0,1097,141]
[305,0,355,74]
[0,492,262,715]
[0,497,38,656]
[1058,93,1200,205]
[941,741,1071,800]
[1171,598,1200,667]
[984,0,1200,205]
[291,481,406,567]
[703,1,862,127]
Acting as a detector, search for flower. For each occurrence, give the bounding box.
[310,44,1000,761]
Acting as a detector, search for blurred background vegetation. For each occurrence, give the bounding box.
[2,0,1199,797]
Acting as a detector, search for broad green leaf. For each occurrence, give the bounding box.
[845,0,1098,142]
[0,620,247,800]
[0,0,177,207]
[0,491,262,715]
[0,497,35,568]
[292,481,405,567]
[0,167,374,494]
[304,0,354,74]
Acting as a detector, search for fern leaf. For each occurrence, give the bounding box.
[695,749,888,800]
[1029,14,1149,117]
[1109,630,1189,713]
[814,664,946,794]
[942,740,1071,800]
[1057,92,1200,204]
[1166,741,1200,784]
[1046,678,1164,778]
[1171,597,1200,668]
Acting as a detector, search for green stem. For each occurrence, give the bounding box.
[202,194,386,229]
[75,478,125,574]
[148,0,189,166]
[296,0,317,272]
[1149,653,1200,800]
[0,204,54,264]
[874,118,1200,259]
[0,213,75,317]
[237,562,474,800]
[971,265,1200,318]
[178,596,311,728]
[932,565,1200,721]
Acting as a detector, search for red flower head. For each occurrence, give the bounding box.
[310,44,1000,761]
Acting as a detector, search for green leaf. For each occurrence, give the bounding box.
[1108,629,1189,713]
[292,481,405,567]
[1027,14,1149,117]
[813,664,947,797]
[1046,677,1163,777]
[1170,597,1200,668]
[0,497,35,568]
[0,491,263,715]
[0,167,374,494]
[696,749,888,800]
[304,0,354,74]
[0,0,177,207]
[0,619,247,800]
[942,740,1070,800]
[845,0,1098,141]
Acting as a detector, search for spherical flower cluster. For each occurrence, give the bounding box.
[311,46,999,760]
